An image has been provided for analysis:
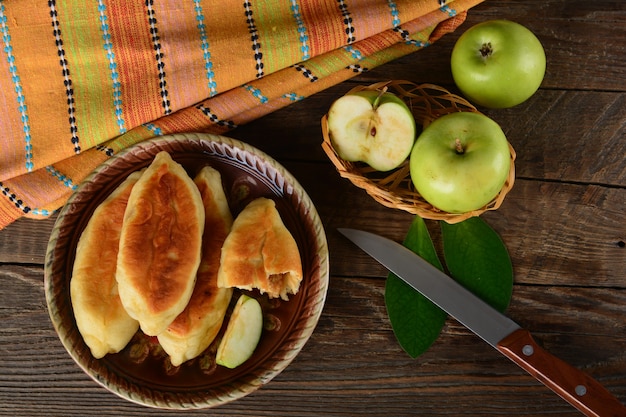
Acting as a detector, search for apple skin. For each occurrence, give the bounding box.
[409,112,511,214]
[451,20,546,109]
[327,90,416,171]
[215,294,263,369]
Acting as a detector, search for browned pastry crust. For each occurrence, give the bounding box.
[217,197,302,300]
[70,171,142,359]
[158,166,234,366]
[116,151,205,336]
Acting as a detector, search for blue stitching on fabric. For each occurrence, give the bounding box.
[387,0,401,28]
[243,84,268,104]
[97,0,126,134]
[28,208,52,216]
[144,123,163,136]
[387,2,431,48]
[29,208,54,216]
[289,0,310,61]
[45,166,78,191]
[282,92,305,102]
[343,45,363,60]
[0,3,34,172]
[194,0,217,96]
[440,5,457,17]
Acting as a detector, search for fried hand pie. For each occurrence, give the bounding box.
[116,151,205,336]
[158,166,234,366]
[70,171,142,358]
[217,197,302,300]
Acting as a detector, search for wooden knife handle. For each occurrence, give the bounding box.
[497,328,626,417]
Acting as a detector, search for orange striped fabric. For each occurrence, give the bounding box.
[0,0,483,229]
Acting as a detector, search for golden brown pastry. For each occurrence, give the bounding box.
[70,171,142,359]
[217,197,302,300]
[116,151,205,336]
[158,166,234,366]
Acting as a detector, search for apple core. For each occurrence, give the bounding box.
[326,90,416,171]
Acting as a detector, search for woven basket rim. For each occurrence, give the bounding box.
[321,81,516,224]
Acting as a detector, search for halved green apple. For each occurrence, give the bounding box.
[216,294,263,369]
[327,90,416,171]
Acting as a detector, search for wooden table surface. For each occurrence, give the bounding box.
[1,1,625,416]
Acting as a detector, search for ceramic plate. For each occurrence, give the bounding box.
[44,133,329,409]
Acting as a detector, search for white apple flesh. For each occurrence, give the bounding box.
[216,294,263,369]
[327,90,416,171]
[409,112,511,214]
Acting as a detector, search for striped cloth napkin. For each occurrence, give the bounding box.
[0,0,482,229]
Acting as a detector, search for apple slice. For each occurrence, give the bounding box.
[327,90,416,171]
[216,294,263,369]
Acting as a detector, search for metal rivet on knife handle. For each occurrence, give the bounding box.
[497,328,625,417]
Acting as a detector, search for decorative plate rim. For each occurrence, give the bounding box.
[44,133,329,409]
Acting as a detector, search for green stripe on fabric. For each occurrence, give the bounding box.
[253,0,300,75]
[301,51,355,79]
[56,1,117,150]
[101,125,156,154]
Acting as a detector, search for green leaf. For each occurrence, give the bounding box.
[385,216,446,358]
[385,216,514,359]
[440,217,513,313]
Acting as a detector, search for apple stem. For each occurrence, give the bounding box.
[372,86,388,110]
[455,138,465,154]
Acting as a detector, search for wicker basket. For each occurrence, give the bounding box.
[321,80,516,224]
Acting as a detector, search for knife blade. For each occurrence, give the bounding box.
[338,227,626,417]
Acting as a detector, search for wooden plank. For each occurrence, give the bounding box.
[0,217,56,264]
[483,90,626,185]
[2,265,624,416]
[487,181,626,287]
[362,0,626,93]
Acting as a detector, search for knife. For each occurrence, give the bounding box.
[338,227,626,417]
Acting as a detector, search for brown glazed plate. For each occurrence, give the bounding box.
[44,133,329,409]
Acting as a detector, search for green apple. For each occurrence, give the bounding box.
[216,294,263,369]
[326,90,416,171]
[451,20,546,108]
[409,112,510,214]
